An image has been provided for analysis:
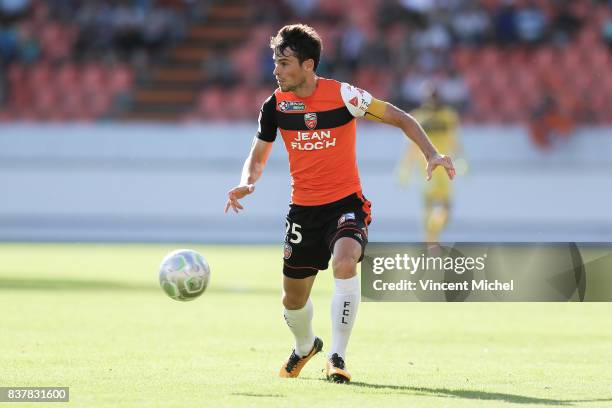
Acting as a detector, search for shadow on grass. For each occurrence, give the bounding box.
[0,277,278,295]
[0,277,155,292]
[345,381,612,406]
[231,393,285,398]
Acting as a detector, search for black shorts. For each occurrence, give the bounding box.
[283,192,372,279]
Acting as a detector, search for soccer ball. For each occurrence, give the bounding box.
[159,249,210,301]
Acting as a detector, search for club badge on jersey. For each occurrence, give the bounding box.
[304,112,317,129]
[284,243,293,259]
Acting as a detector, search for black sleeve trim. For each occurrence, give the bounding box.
[256,94,278,142]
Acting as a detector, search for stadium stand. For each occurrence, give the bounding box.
[0,0,610,124]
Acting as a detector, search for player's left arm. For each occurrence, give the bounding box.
[365,98,455,181]
[340,82,454,180]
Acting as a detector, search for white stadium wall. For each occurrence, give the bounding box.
[0,123,611,243]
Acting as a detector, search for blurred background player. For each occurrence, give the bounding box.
[396,84,461,242]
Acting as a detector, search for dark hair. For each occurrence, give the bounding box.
[270,24,322,70]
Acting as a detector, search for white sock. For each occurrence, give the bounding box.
[283,298,315,357]
[329,275,360,359]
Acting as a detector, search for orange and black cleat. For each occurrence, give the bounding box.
[325,353,351,383]
[279,337,324,378]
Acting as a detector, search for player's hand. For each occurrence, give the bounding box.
[426,154,456,181]
[224,184,255,213]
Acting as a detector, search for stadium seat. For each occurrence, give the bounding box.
[226,91,253,120]
[82,65,106,92]
[108,66,134,92]
[231,46,261,84]
[29,63,52,90]
[86,91,113,117]
[0,110,13,122]
[39,23,74,61]
[196,88,225,119]
[8,64,25,84]
[452,48,474,70]
[56,64,79,89]
[480,47,501,70]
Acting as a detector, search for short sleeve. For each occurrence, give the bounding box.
[340,82,373,118]
[256,94,278,142]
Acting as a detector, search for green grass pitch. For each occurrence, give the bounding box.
[0,244,611,407]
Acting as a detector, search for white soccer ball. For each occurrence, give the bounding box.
[159,249,210,301]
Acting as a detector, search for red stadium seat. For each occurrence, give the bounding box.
[56,63,79,89]
[231,46,261,84]
[515,69,539,94]
[252,88,273,114]
[480,47,501,70]
[33,87,59,119]
[8,64,25,84]
[39,23,74,61]
[108,65,133,92]
[225,90,252,120]
[59,88,85,119]
[589,47,609,68]
[577,26,599,48]
[10,82,32,110]
[82,65,106,92]
[501,94,525,122]
[0,110,13,122]
[463,69,483,90]
[560,46,582,73]
[197,88,225,119]
[452,48,475,70]
[85,91,113,117]
[318,0,346,19]
[29,63,52,90]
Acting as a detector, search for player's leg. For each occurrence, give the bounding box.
[279,271,324,378]
[425,198,451,242]
[282,274,317,355]
[327,237,362,383]
[279,209,329,378]
[424,172,451,242]
[423,195,434,241]
[330,237,361,355]
[325,193,371,383]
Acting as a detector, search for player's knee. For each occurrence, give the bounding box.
[282,292,308,310]
[332,256,358,279]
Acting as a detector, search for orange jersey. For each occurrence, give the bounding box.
[257,78,372,205]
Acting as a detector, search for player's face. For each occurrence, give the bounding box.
[273,50,308,92]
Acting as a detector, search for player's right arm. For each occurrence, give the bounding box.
[225,94,278,214]
[225,138,273,213]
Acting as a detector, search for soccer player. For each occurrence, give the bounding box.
[396,85,461,242]
[225,24,455,383]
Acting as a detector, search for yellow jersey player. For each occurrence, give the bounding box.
[396,86,461,242]
[225,24,455,383]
